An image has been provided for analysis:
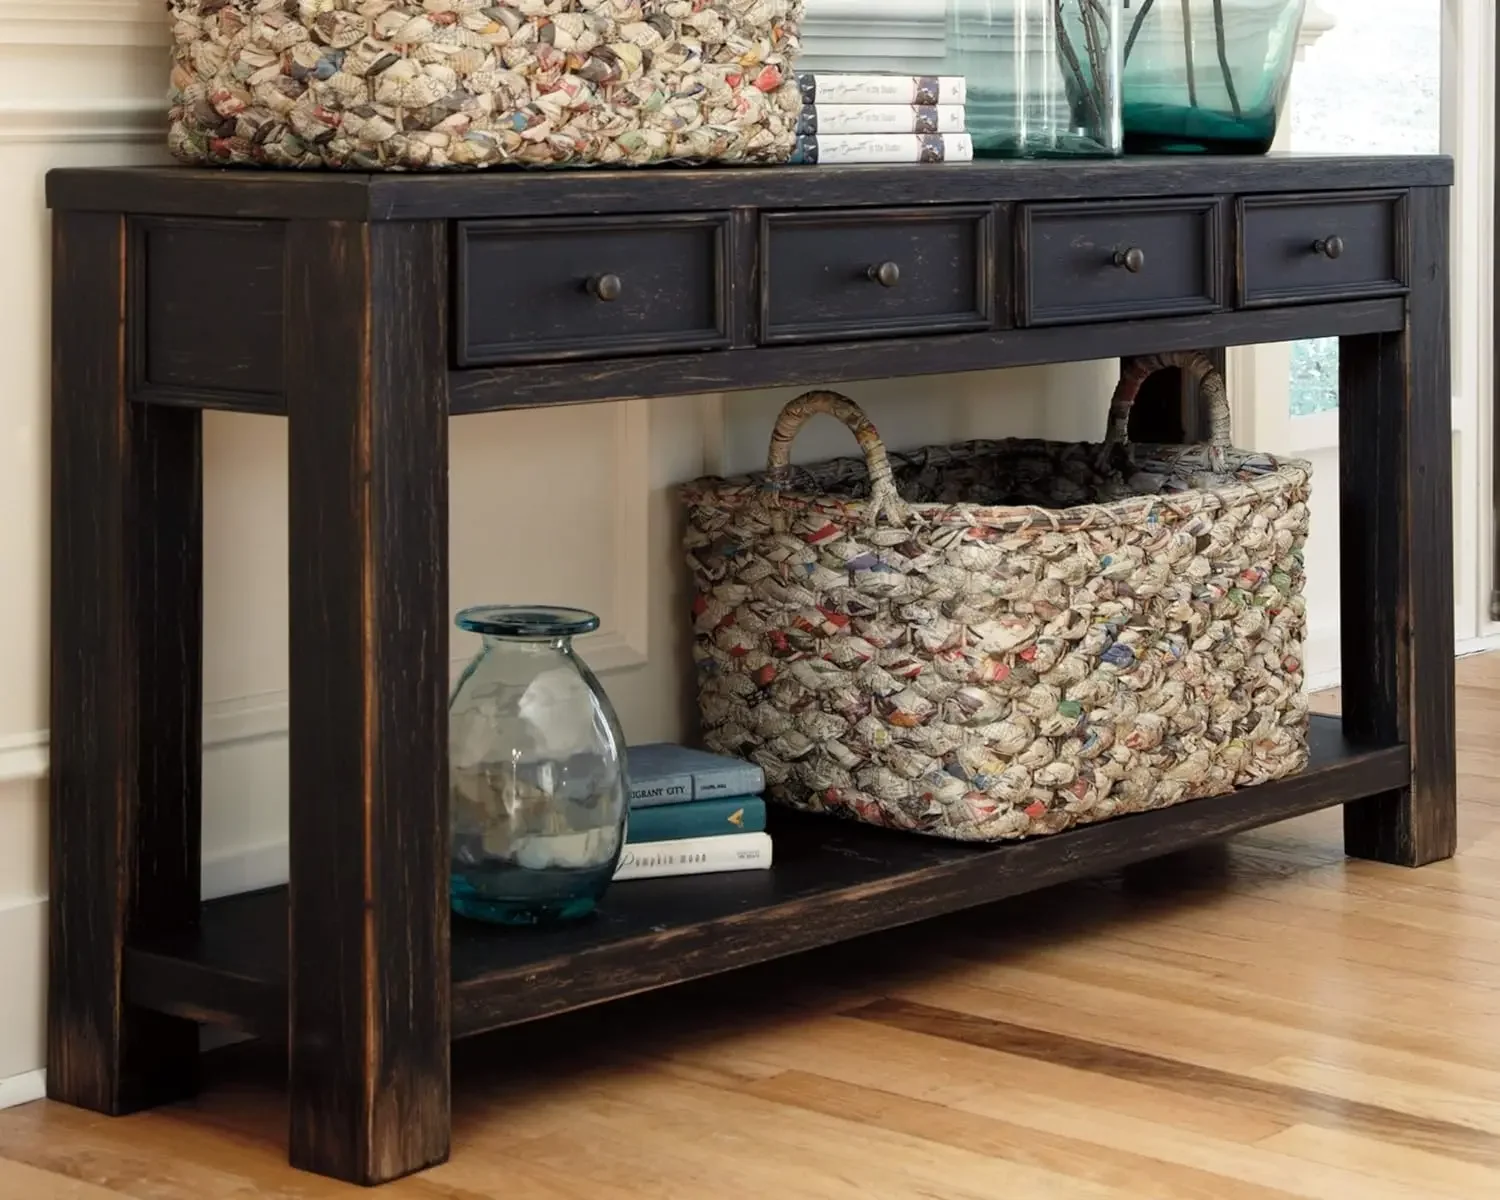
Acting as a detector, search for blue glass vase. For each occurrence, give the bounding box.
[1120,0,1306,154]
[448,605,628,926]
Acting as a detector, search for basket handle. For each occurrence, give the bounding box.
[764,390,908,523]
[1104,351,1233,472]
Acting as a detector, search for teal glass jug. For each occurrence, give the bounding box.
[448,605,628,926]
[1120,0,1307,153]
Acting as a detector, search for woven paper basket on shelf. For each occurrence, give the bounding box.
[679,352,1313,843]
[166,0,805,170]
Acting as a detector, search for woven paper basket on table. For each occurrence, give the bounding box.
[165,0,806,170]
[679,352,1313,843]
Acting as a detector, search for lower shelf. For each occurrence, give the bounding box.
[126,714,1406,1042]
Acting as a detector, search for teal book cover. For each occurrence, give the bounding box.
[625,743,765,807]
[625,796,768,844]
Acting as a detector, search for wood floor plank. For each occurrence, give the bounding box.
[959,945,1500,1084]
[659,1014,1441,1200]
[1256,1126,1500,1200]
[7,655,1500,1196]
[849,997,1500,1170]
[739,1070,1301,1200]
[0,1158,125,1200]
[892,968,1500,1111]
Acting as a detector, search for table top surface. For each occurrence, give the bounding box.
[46,153,1453,222]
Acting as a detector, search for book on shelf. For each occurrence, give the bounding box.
[796,72,967,107]
[796,104,966,136]
[625,796,767,844]
[792,132,973,165]
[612,832,774,881]
[625,742,765,807]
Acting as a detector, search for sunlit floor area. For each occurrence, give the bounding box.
[2,656,1498,1199]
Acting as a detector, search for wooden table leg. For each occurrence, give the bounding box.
[1338,185,1458,866]
[47,212,204,1112]
[285,220,452,1184]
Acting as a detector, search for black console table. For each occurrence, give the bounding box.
[44,155,1456,1186]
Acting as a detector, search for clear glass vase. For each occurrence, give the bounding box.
[1120,0,1307,153]
[947,0,1123,158]
[448,605,628,926]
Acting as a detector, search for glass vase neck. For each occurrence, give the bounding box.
[480,633,573,654]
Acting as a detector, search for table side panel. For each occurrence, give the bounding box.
[129,216,286,413]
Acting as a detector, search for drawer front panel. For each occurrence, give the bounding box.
[1018,198,1224,326]
[761,207,996,343]
[1238,191,1407,307]
[455,214,730,366]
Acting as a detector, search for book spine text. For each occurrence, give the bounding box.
[792,132,974,165]
[796,72,967,107]
[796,104,966,136]
[612,832,773,880]
[628,774,693,807]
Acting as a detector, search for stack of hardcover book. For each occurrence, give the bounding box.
[613,744,773,881]
[791,72,971,165]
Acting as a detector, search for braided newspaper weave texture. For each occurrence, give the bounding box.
[166,0,805,169]
[680,356,1313,842]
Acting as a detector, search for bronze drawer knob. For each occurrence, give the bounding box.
[1313,236,1345,260]
[867,261,901,288]
[1112,246,1146,273]
[587,273,623,301]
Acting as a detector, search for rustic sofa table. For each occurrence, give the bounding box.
[45,155,1456,1186]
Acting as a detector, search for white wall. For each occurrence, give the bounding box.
[0,0,169,1095]
[0,1,1119,1095]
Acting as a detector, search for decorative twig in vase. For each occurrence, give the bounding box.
[1053,0,1116,147]
[1121,0,1241,117]
[1212,0,1244,118]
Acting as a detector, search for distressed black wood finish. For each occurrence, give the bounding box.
[454,213,730,366]
[48,211,203,1114]
[450,298,1406,414]
[122,716,1404,1042]
[1017,197,1226,326]
[128,217,285,412]
[285,220,451,1184]
[1339,186,1458,866]
[46,156,1456,1188]
[759,206,996,343]
[46,156,1453,221]
[1237,191,1409,307]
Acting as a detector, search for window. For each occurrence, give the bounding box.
[1286,0,1442,417]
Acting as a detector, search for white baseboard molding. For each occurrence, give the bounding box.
[1457,633,1500,660]
[0,1069,44,1111]
[1302,627,1500,693]
[1304,626,1342,695]
[0,734,47,787]
[203,840,288,901]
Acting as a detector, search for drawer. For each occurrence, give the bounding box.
[1237,191,1407,307]
[760,206,996,344]
[454,214,730,366]
[1017,198,1225,326]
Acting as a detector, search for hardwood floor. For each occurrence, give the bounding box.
[4,656,1499,1199]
